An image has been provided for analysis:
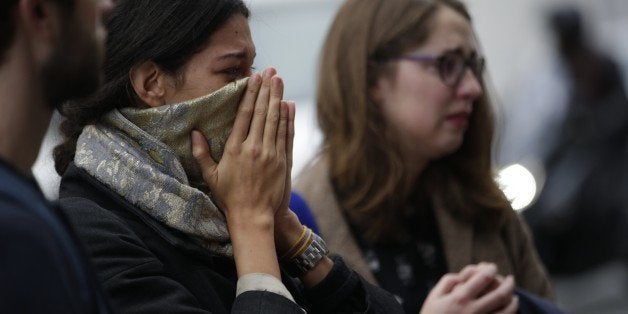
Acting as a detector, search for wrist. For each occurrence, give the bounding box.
[300,255,333,288]
[229,215,280,278]
[279,228,329,278]
[274,209,303,254]
[227,209,275,233]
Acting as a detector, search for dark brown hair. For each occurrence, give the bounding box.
[53,0,249,174]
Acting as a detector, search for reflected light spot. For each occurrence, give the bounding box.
[496,164,537,212]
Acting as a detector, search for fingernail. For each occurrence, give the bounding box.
[273,76,283,89]
[264,67,273,78]
[191,130,200,144]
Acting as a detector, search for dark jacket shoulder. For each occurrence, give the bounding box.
[0,160,110,314]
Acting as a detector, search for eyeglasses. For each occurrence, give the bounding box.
[398,51,485,87]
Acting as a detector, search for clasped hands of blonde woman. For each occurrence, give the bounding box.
[420,263,518,314]
[191,67,301,278]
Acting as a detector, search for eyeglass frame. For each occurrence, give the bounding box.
[397,50,485,87]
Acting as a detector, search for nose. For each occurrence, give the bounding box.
[456,68,483,100]
[98,0,115,21]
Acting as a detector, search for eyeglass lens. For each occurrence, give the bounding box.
[438,53,484,86]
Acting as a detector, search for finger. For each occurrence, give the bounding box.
[276,100,289,155]
[263,75,284,150]
[191,130,218,182]
[231,73,262,143]
[473,275,515,313]
[286,101,295,171]
[248,67,276,143]
[493,295,519,314]
[453,264,497,300]
[430,273,462,296]
[457,264,480,282]
[457,262,495,283]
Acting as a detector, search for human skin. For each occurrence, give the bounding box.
[0,0,113,173]
[132,13,333,285]
[371,5,482,180]
[371,5,518,313]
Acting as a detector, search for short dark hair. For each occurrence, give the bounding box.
[1,0,75,63]
[54,0,250,174]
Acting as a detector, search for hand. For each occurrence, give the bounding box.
[276,100,295,216]
[192,67,288,225]
[420,263,518,314]
[272,100,299,254]
[191,67,290,278]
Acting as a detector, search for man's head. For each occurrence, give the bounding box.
[1,0,112,109]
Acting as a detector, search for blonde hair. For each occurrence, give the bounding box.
[316,0,512,243]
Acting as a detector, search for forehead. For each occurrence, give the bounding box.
[205,14,255,56]
[419,6,475,53]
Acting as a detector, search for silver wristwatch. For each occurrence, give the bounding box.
[282,232,329,277]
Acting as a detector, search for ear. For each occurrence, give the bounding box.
[17,0,64,62]
[130,61,169,108]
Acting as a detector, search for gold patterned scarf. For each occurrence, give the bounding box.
[74,78,249,256]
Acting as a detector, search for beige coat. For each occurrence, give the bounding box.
[294,157,553,299]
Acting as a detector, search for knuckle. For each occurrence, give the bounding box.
[248,144,262,158]
[268,111,280,123]
[238,105,253,116]
[247,86,258,94]
[451,291,468,305]
[442,273,457,280]
[254,106,266,116]
[224,145,239,156]
[440,273,457,284]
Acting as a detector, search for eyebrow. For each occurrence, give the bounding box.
[215,50,257,61]
[442,47,477,57]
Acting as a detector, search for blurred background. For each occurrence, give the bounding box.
[34,0,628,312]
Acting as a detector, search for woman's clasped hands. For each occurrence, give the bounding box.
[421,263,518,314]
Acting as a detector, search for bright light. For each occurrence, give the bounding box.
[496,164,537,212]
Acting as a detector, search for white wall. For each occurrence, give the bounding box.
[34,0,628,196]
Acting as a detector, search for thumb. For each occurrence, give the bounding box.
[191,130,218,180]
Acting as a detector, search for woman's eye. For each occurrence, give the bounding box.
[224,67,244,78]
[223,66,255,80]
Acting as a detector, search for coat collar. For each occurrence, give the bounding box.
[295,157,478,283]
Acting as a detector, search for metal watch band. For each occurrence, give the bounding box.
[281,232,329,277]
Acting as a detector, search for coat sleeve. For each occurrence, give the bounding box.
[299,255,403,314]
[505,212,554,299]
[60,197,303,313]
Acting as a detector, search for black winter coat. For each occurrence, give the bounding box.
[59,163,402,313]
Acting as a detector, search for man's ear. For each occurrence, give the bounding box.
[130,61,169,108]
[17,0,63,62]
